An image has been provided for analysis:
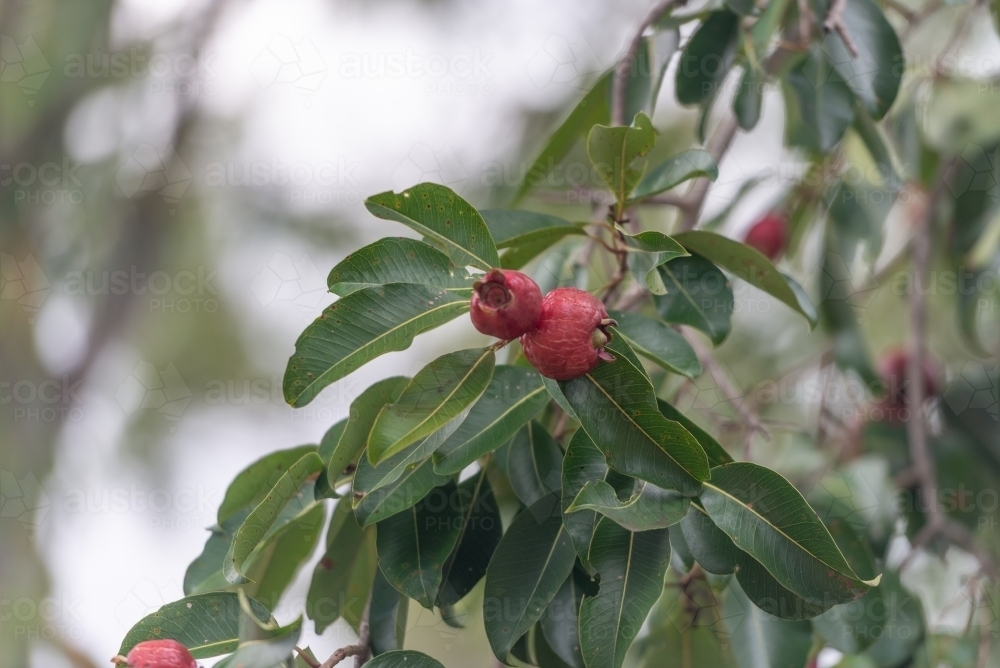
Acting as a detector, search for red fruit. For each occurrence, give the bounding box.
[520,288,617,381]
[470,268,542,340]
[744,213,788,260]
[874,347,941,422]
[113,640,197,668]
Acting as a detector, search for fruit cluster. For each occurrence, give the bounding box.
[470,269,617,380]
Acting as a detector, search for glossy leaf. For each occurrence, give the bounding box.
[579,520,671,668]
[482,209,586,270]
[354,448,451,528]
[368,348,496,464]
[654,254,733,345]
[700,462,880,607]
[539,570,587,668]
[376,481,464,608]
[675,11,740,106]
[242,504,325,610]
[365,651,445,668]
[586,111,656,210]
[781,273,819,327]
[437,470,503,607]
[784,48,855,154]
[283,284,468,407]
[324,376,409,496]
[559,337,710,495]
[365,183,499,270]
[567,479,689,531]
[370,568,409,656]
[483,493,577,662]
[307,499,373,634]
[673,231,817,326]
[656,400,731,467]
[561,429,618,565]
[225,452,325,584]
[734,64,764,131]
[433,365,548,475]
[117,593,271,659]
[721,580,814,668]
[315,420,348,500]
[217,445,318,525]
[610,311,701,377]
[632,149,718,201]
[624,231,689,295]
[327,237,473,297]
[504,420,564,507]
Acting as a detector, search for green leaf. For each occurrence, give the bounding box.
[482,209,585,265]
[514,72,611,203]
[672,231,817,326]
[225,452,325,584]
[559,337,710,495]
[632,149,718,201]
[647,29,681,117]
[734,64,764,131]
[368,348,496,464]
[433,365,549,475]
[675,11,740,106]
[654,254,733,345]
[307,501,375,634]
[370,568,409,656]
[324,377,410,496]
[853,108,903,190]
[567,480,688,531]
[656,399,732,467]
[365,183,500,270]
[437,470,503,607]
[579,520,671,668]
[814,0,903,120]
[561,429,618,565]
[284,284,469,407]
[215,599,301,668]
[377,481,464,608]
[726,0,756,15]
[242,504,325,610]
[749,0,792,54]
[503,420,564,507]
[315,420,348,500]
[365,650,445,668]
[781,273,819,327]
[700,462,880,607]
[539,570,587,668]
[328,237,473,298]
[217,445,318,525]
[117,593,271,659]
[783,48,856,154]
[483,492,577,662]
[625,231,689,294]
[586,111,656,211]
[610,311,701,377]
[720,580,814,668]
[354,447,451,528]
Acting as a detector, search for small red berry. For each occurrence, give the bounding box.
[873,346,941,422]
[520,288,617,381]
[470,268,542,340]
[113,639,197,668]
[744,213,788,260]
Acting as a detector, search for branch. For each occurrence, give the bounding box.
[319,590,373,668]
[822,0,860,58]
[611,0,687,125]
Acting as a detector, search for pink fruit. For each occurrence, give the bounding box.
[112,639,197,668]
[520,288,617,381]
[744,213,788,260]
[470,268,543,340]
[877,347,941,406]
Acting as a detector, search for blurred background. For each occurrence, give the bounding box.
[2,0,1000,666]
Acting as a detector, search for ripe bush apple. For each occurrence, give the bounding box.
[520,287,617,380]
[112,640,197,668]
[470,268,543,340]
[744,212,789,260]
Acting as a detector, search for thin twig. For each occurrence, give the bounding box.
[319,591,373,668]
[611,0,687,125]
[823,0,861,57]
[295,647,321,668]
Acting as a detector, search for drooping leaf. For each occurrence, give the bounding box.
[225,452,325,584]
[675,11,740,106]
[483,493,577,663]
[315,420,348,500]
[437,470,503,607]
[365,650,445,668]
[733,64,764,131]
[586,111,656,211]
[559,337,710,495]
[365,183,500,270]
[579,519,671,668]
[534,625,575,668]
[783,48,856,154]
[625,230,690,294]
[242,504,325,610]
[376,481,465,608]
[370,568,409,656]
[654,254,733,345]
[656,399,732,467]
[327,237,474,297]
[504,420,564,507]
[306,498,373,634]
[853,108,903,191]
[215,597,301,668]
[567,479,689,531]
[539,570,587,668]
[561,429,620,565]
[283,284,468,407]
[610,311,701,377]
[700,462,880,607]
[482,209,586,269]
[368,348,496,464]
[433,365,549,475]
[720,579,814,668]
[632,149,718,201]
[117,593,271,659]
[323,376,410,497]
[353,447,451,528]
[673,231,818,326]
[781,273,819,328]
[217,445,319,525]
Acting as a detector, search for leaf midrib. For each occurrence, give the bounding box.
[366,201,494,270]
[439,384,547,468]
[503,524,568,655]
